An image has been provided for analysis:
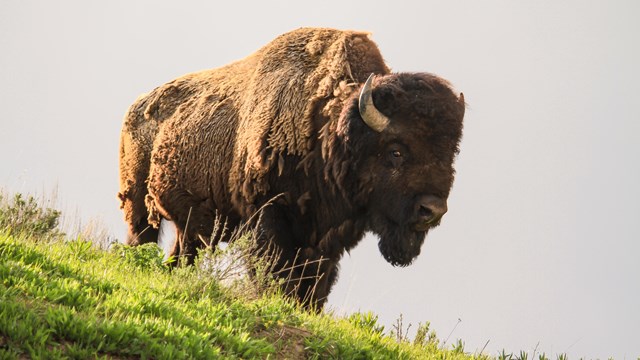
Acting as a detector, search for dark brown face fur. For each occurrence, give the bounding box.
[338,73,465,266]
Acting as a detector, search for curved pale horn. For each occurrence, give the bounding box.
[358,74,390,132]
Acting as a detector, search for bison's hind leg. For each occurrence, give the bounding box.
[128,218,160,246]
[161,192,219,266]
[119,187,160,246]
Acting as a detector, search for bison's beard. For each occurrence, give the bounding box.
[370,218,427,267]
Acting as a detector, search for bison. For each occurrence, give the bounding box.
[118,28,465,309]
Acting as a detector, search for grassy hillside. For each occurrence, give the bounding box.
[1,191,589,360]
[0,232,486,360]
[0,191,484,359]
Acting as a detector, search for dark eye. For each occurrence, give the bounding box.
[388,148,404,167]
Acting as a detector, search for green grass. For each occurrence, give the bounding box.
[0,188,480,359]
[0,231,485,359]
[1,190,596,359]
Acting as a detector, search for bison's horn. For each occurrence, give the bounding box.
[359,74,390,132]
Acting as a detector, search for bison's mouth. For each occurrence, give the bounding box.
[413,217,442,232]
[370,216,429,267]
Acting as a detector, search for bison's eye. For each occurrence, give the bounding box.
[388,148,404,168]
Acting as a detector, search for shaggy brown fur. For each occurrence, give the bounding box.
[118,27,465,309]
[119,28,387,245]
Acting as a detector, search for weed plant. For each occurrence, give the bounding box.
[0,191,62,238]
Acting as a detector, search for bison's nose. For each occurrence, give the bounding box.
[416,195,447,229]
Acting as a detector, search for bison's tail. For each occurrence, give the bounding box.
[145,193,163,229]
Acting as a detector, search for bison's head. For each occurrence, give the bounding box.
[334,73,465,266]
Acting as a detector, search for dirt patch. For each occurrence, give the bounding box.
[258,323,312,359]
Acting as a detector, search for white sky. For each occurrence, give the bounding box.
[1,1,638,358]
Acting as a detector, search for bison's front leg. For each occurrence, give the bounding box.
[281,251,339,310]
[255,204,339,310]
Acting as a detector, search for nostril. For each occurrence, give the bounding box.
[416,196,447,225]
[418,205,434,221]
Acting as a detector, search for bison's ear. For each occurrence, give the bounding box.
[458,92,466,118]
[358,74,390,132]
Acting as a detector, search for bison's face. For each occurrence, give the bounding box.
[350,73,465,266]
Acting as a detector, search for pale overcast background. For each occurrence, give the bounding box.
[1,1,638,358]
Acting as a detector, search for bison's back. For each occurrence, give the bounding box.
[138,27,389,229]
